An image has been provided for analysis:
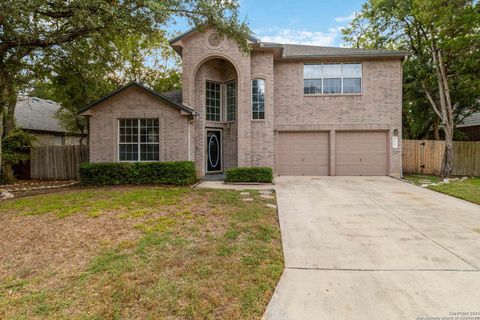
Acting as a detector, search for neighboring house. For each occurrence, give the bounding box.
[457,111,480,141]
[80,27,406,177]
[15,96,83,146]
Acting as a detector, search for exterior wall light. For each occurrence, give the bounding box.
[392,128,399,149]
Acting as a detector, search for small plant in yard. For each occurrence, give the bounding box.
[225,167,273,183]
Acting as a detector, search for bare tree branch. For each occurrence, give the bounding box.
[34,10,75,18]
[0,26,103,53]
[422,82,444,121]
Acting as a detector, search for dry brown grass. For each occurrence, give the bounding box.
[0,186,283,319]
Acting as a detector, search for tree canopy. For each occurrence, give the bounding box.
[0,0,251,181]
[343,0,480,176]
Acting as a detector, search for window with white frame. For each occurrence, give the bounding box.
[206,81,221,121]
[304,63,362,94]
[119,119,159,161]
[252,79,265,119]
[225,81,236,121]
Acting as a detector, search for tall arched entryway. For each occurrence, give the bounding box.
[193,57,239,175]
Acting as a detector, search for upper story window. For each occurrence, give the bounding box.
[225,81,236,121]
[252,79,265,120]
[206,81,221,121]
[304,63,362,95]
[119,119,159,162]
[206,80,237,122]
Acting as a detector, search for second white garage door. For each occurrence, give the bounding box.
[335,131,388,176]
[277,132,329,176]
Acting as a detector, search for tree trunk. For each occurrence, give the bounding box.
[0,111,3,179]
[441,125,454,178]
[427,42,455,177]
[2,93,17,182]
[79,130,85,160]
[76,116,86,160]
[0,63,17,182]
[0,64,6,180]
[433,116,440,140]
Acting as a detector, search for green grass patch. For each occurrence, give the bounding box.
[404,174,480,205]
[0,187,187,218]
[429,177,480,205]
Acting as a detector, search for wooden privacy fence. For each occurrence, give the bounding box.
[30,145,89,180]
[403,140,480,176]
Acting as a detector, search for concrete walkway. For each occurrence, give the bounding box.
[265,176,480,320]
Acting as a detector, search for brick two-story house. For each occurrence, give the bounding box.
[79,28,406,178]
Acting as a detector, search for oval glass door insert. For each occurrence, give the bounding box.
[207,131,222,172]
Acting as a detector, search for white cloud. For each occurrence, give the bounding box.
[259,28,340,46]
[334,12,356,23]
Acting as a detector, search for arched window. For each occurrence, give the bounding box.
[252,79,265,119]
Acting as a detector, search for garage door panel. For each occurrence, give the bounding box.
[336,132,387,176]
[336,153,387,163]
[277,132,329,176]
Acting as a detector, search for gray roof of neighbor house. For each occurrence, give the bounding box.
[261,43,408,59]
[15,96,69,134]
[161,90,182,104]
[458,111,480,128]
[78,82,196,115]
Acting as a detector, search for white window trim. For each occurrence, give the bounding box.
[251,78,266,121]
[303,62,363,95]
[224,80,236,122]
[205,80,222,122]
[118,118,160,162]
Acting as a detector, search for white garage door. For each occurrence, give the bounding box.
[335,131,388,176]
[277,132,329,176]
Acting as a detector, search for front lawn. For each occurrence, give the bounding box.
[0,186,283,319]
[404,174,480,205]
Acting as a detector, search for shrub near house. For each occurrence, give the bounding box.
[79,161,197,186]
[225,167,273,183]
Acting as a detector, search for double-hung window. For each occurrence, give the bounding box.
[225,81,236,121]
[119,119,159,161]
[304,63,362,94]
[205,80,237,122]
[252,79,265,119]
[206,81,221,121]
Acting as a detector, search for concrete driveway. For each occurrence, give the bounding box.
[265,176,480,320]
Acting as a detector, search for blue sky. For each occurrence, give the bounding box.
[171,0,365,47]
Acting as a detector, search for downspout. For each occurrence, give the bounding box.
[400,54,408,179]
[187,117,196,161]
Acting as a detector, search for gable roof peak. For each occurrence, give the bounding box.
[78,81,196,116]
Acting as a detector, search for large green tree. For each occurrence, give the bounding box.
[34,31,182,150]
[343,0,480,177]
[0,0,250,181]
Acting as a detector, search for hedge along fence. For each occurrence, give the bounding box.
[225,167,273,183]
[79,161,197,186]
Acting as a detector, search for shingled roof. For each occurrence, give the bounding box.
[169,27,408,59]
[15,96,69,134]
[259,42,408,59]
[161,90,182,104]
[458,111,480,128]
